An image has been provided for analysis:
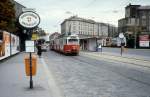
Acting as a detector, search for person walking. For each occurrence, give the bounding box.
[98,43,102,52]
[36,40,42,58]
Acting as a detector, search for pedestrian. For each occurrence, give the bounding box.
[98,43,102,52]
[36,40,42,58]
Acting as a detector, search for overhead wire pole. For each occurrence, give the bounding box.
[134,17,138,49]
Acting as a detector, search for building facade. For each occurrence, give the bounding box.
[118,4,150,48]
[61,16,117,51]
[11,0,26,51]
[11,0,26,18]
[49,32,60,41]
[61,16,99,37]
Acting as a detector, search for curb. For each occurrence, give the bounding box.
[0,52,21,63]
[81,52,150,68]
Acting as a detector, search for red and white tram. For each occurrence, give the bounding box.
[50,34,80,55]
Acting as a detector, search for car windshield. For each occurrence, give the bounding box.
[68,39,78,42]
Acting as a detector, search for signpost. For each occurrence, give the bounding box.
[119,33,125,56]
[18,10,40,89]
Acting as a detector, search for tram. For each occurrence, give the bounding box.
[50,34,80,55]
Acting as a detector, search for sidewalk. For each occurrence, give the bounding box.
[97,51,150,61]
[0,52,52,97]
[100,47,150,61]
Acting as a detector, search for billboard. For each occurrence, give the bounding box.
[139,35,150,47]
[11,34,20,55]
[0,31,20,60]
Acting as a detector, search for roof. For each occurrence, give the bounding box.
[138,6,150,10]
[61,16,96,25]
[125,3,140,9]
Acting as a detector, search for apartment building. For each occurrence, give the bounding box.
[61,16,117,51]
[118,4,150,48]
[11,0,26,18]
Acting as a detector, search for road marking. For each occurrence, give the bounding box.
[40,58,63,97]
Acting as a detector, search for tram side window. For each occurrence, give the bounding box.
[64,39,67,44]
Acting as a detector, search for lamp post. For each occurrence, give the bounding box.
[134,18,137,49]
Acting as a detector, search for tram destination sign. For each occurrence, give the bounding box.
[18,11,40,29]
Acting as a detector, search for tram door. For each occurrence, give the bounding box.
[80,39,87,50]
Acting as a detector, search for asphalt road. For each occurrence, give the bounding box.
[42,51,150,97]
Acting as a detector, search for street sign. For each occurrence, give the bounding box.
[32,33,39,40]
[25,41,35,53]
[119,33,124,39]
[19,9,40,89]
[18,11,40,29]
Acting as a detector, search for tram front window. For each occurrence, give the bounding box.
[68,39,78,45]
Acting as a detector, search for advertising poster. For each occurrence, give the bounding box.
[139,35,150,47]
[0,31,11,60]
[0,32,4,58]
[11,34,20,55]
[0,31,20,60]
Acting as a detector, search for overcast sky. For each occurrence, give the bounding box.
[15,0,150,34]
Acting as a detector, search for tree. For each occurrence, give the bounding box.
[0,0,16,32]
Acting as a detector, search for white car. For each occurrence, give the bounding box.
[41,43,49,52]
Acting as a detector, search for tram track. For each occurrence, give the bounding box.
[69,54,150,87]
[44,51,150,87]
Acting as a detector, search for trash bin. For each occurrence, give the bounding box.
[24,55,37,76]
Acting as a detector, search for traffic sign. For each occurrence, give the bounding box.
[119,33,124,39]
[25,40,35,53]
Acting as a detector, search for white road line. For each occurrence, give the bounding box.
[40,58,63,97]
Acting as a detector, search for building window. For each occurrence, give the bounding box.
[142,16,146,26]
[149,16,150,31]
[73,26,76,30]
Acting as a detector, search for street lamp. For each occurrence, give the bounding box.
[119,33,125,56]
[134,18,138,49]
